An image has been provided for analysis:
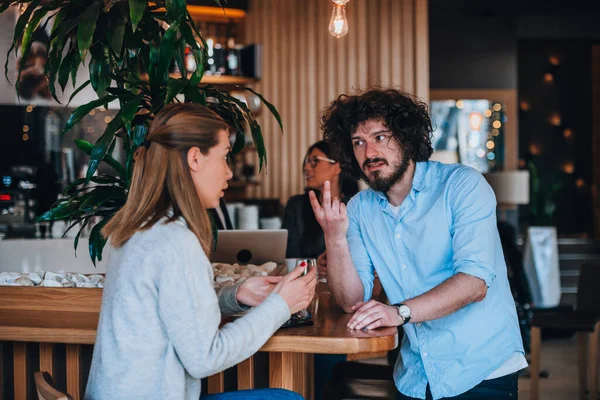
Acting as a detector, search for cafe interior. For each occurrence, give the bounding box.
[0,0,600,399]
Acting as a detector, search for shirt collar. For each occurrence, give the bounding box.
[371,161,429,203]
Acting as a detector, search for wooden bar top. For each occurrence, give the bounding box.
[0,284,398,355]
[260,283,398,354]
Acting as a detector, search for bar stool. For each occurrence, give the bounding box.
[529,264,600,400]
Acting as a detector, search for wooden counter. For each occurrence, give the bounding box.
[0,283,397,399]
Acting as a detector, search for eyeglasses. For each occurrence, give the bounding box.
[303,156,337,169]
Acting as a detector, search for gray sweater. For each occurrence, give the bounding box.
[85,218,291,400]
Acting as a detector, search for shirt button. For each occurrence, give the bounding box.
[402,264,407,270]
[416,323,422,327]
[396,233,401,239]
[423,352,429,358]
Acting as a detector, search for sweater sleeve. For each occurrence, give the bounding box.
[216,283,250,316]
[157,232,291,379]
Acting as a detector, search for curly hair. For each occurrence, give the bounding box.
[320,88,433,179]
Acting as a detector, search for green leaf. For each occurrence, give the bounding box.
[166,0,186,20]
[77,2,101,59]
[67,80,91,107]
[106,22,126,56]
[180,20,200,50]
[120,94,144,133]
[175,37,186,79]
[71,50,82,88]
[189,49,205,86]
[6,0,41,84]
[75,138,127,179]
[232,129,246,155]
[73,219,90,256]
[131,124,148,148]
[89,47,112,98]
[249,121,267,171]
[182,85,207,105]
[129,0,146,32]
[155,17,181,84]
[241,87,284,134]
[15,7,48,95]
[165,77,188,105]
[58,50,76,92]
[36,202,77,222]
[89,218,109,266]
[62,95,117,136]
[86,112,123,183]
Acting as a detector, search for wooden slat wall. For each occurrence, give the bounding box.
[245,0,429,203]
[592,45,600,239]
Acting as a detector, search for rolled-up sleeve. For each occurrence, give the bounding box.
[449,169,497,288]
[346,198,375,301]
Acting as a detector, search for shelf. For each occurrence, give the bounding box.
[200,75,259,85]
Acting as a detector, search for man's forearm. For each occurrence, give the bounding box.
[325,237,365,312]
[404,273,487,323]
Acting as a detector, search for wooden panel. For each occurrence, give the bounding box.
[13,342,27,400]
[245,0,430,204]
[39,343,54,377]
[66,344,81,400]
[236,356,254,390]
[207,372,225,394]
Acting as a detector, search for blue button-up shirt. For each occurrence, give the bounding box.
[346,161,524,399]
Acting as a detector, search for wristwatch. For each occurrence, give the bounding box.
[394,303,412,325]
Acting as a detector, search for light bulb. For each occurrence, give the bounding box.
[329,4,349,38]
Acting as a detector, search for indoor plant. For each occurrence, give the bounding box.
[1,0,282,264]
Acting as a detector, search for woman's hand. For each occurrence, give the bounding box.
[236,276,283,307]
[317,251,327,278]
[273,264,318,314]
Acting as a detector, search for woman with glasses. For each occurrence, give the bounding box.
[282,140,359,277]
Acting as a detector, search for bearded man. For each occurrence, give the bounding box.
[310,88,526,400]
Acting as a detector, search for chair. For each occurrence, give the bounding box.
[530,264,600,400]
[34,371,73,400]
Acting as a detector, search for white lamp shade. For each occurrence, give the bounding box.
[484,170,530,205]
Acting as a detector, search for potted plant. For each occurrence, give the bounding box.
[1,0,282,265]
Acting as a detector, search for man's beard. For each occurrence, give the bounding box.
[362,148,411,193]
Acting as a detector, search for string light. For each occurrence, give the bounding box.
[519,101,531,111]
[562,163,574,174]
[549,55,560,66]
[563,129,573,139]
[455,100,464,109]
[22,125,29,132]
[549,114,561,126]
[484,109,492,117]
[544,73,554,83]
[492,120,502,129]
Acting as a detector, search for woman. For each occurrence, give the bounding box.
[85,104,316,400]
[282,140,358,278]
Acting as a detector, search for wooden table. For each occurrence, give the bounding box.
[212,283,398,399]
[0,283,397,399]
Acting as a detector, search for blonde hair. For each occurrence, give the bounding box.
[102,103,230,254]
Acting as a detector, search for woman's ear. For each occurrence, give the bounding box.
[333,162,341,177]
[187,146,204,172]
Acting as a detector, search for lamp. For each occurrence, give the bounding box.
[484,170,530,207]
[484,169,529,229]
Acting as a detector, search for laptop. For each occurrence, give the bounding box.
[210,229,288,265]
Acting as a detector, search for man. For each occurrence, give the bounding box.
[310,88,526,399]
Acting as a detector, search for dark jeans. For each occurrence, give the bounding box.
[396,373,518,400]
[203,388,304,399]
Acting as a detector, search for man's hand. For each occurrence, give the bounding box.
[236,276,283,307]
[317,251,327,278]
[347,300,403,330]
[309,180,349,241]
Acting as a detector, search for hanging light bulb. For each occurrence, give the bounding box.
[329,0,350,38]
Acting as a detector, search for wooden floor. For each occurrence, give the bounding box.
[519,335,594,400]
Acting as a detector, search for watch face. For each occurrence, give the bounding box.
[399,305,411,319]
